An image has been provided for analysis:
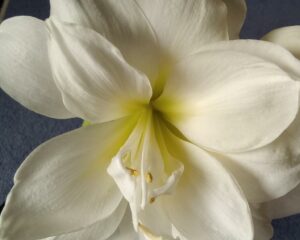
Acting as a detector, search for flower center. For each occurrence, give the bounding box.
[107,107,183,229]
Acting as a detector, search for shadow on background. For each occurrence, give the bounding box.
[0,203,3,213]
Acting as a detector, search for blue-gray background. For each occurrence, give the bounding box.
[0,0,300,239]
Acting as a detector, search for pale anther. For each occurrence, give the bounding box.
[138,223,161,239]
[126,167,139,177]
[146,172,153,183]
[149,197,156,204]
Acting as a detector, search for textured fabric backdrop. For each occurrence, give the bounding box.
[0,0,300,239]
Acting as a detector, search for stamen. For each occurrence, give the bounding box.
[149,197,156,204]
[126,167,139,177]
[146,172,153,183]
[138,223,160,239]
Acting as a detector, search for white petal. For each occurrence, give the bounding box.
[251,204,273,240]
[222,0,247,39]
[44,208,141,240]
[263,184,300,219]
[197,39,300,81]
[183,39,300,201]
[0,117,137,240]
[47,18,152,123]
[262,26,300,59]
[136,0,229,56]
[217,132,300,202]
[47,200,127,240]
[138,221,173,240]
[0,16,72,118]
[50,0,162,89]
[155,49,299,152]
[137,199,177,239]
[107,208,139,240]
[160,126,253,240]
[210,98,300,202]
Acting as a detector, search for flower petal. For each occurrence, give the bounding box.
[50,0,162,88]
[251,204,273,240]
[46,200,128,240]
[184,40,300,201]
[47,18,152,123]
[107,208,139,240]
[216,124,300,202]
[160,126,253,240]
[43,208,140,240]
[198,39,300,80]
[136,0,229,56]
[155,49,299,152]
[263,184,300,219]
[262,26,300,59]
[0,16,72,118]
[137,199,179,239]
[0,117,137,240]
[222,0,247,39]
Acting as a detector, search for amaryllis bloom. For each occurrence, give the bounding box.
[1,1,300,240]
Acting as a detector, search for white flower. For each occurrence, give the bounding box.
[263,25,300,59]
[0,1,300,240]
